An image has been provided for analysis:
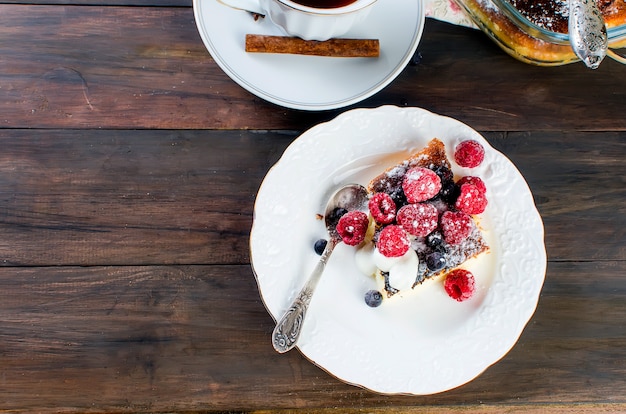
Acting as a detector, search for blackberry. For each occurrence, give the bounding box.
[327,207,348,224]
[364,290,383,307]
[426,251,446,272]
[431,165,454,184]
[439,180,460,204]
[313,239,327,255]
[388,187,407,209]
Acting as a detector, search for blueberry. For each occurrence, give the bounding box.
[409,51,423,66]
[313,239,327,255]
[364,290,383,307]
[426,231,444,248]
[426,251,446,272]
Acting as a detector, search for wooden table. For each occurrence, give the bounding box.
[1,0,625,411]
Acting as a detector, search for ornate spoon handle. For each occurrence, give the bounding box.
[272,237,338,353]
[569,0,608,69]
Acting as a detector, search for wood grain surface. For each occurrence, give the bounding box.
[1,6,625,131]
[0,0,625,412]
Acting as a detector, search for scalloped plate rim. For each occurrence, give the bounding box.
[250,105,547,395]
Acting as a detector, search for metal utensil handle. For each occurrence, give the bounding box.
[272,238,338,353]
[569,0,608,69]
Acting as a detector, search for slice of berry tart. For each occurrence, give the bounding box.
[336,138,490,306]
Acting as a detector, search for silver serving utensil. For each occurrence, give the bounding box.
[271,183,369,353]
[568,0,608,69]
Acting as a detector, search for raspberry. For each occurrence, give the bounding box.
[444,269,475,301]
[456,176,487,194]
[440,210,473,245]
[402,167,442,203]
[454,140,485,168]
[368,192,397,225]
[336,211,369,246]
[377,225,411,257]
[455,183,488,215]
[396,203,439,237]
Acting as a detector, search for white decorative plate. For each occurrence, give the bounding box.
[250,106,546,394]
[193,0,424,111]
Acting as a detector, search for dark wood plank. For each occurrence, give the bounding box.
[5,0,189,5]
[0,0,623,411]
[1,6,625,131]
[0,129,295,266]
[0,261,624,411]
[485,131,626,261]
[251,406,626,414]
[0,129,623,266]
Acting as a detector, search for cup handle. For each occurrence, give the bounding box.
[217,0,265,15]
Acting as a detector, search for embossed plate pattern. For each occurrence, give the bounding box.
[250,106,546,394]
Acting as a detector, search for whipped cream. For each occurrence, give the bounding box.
[355,241,419,293]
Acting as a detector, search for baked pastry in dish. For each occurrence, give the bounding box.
[453,0,626,66]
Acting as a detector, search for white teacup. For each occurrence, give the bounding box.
[219,0,377,41]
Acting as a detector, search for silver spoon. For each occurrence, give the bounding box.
[271,183,369,353]
[568,0,608,69]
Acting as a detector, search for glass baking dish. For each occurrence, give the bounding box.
[452,0,626,66]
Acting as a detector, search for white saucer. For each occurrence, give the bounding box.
[193,0,425,111]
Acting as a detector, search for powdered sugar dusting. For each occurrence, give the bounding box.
[508,0,570,32]
[358,138,489,296]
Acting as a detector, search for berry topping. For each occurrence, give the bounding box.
[440,210,473,245]
[425,231,445,249]
[454,140,485,168]
[336,211,369,246]
[431,165,454,184]
[377,225,411,257]
[402,167,442,203]
[444,269,475,301]
[364,289,383,307]
[328,207,348,224]
[396,203,439,237]
[368,192,397,225]
[456,176,487,194]
[438,180,460,204]
[426,251,446,272]
[313,239,327,255]
[455,183,488,215]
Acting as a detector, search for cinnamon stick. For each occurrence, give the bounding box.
[245,34,380,58]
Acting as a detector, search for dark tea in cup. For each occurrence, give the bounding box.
[291,0,358,8]
[220,0,376,40]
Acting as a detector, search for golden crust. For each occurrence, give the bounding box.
[368,138,451,195]
[454,0,626,66]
